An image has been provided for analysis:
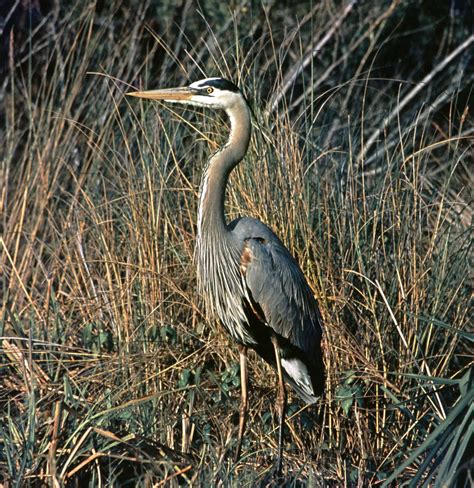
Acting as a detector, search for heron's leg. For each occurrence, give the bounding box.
[234,344,248,462]
[271,335,286,477]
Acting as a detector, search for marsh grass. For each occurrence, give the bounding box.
[1,1,472,486]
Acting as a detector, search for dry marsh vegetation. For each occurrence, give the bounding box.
[1,1,472,486]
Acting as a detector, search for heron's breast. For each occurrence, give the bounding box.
[196,236,257,345]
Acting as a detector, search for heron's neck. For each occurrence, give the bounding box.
[197,99,251,238]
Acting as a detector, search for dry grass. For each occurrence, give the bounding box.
[1,1,472,486]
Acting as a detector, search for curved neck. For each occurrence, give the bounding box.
[197,98,251,237]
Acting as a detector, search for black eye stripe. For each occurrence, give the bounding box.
[195,78,240,93]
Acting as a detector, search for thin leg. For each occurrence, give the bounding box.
[234,344,248,462]
[271,335,287,477]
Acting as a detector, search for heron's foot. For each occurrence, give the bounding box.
[233,425,245,465]
[275,458,283,479]
[261,464,287,487]
[233,443,242,464]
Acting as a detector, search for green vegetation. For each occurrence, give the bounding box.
[1,1,472,485]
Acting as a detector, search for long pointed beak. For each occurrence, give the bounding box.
[127,86,195,101]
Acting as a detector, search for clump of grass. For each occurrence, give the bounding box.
[1,1,472,486]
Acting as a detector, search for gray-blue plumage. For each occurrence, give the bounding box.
[229,217,324,403]
[128,77,325,473]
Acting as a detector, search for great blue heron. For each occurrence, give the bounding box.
[128,77,325,475]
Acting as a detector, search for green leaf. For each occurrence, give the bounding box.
[178,368,192,388]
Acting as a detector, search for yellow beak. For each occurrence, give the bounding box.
[127,86,195,101]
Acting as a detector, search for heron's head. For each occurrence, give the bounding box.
[127,77,244,110]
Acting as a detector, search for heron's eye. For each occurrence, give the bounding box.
[206,87,214,94]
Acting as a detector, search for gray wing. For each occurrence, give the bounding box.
[231,217,324,402]
[239,230,322,356]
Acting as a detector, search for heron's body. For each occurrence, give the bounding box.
[128,77,324,474]
[201,215,324,403]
